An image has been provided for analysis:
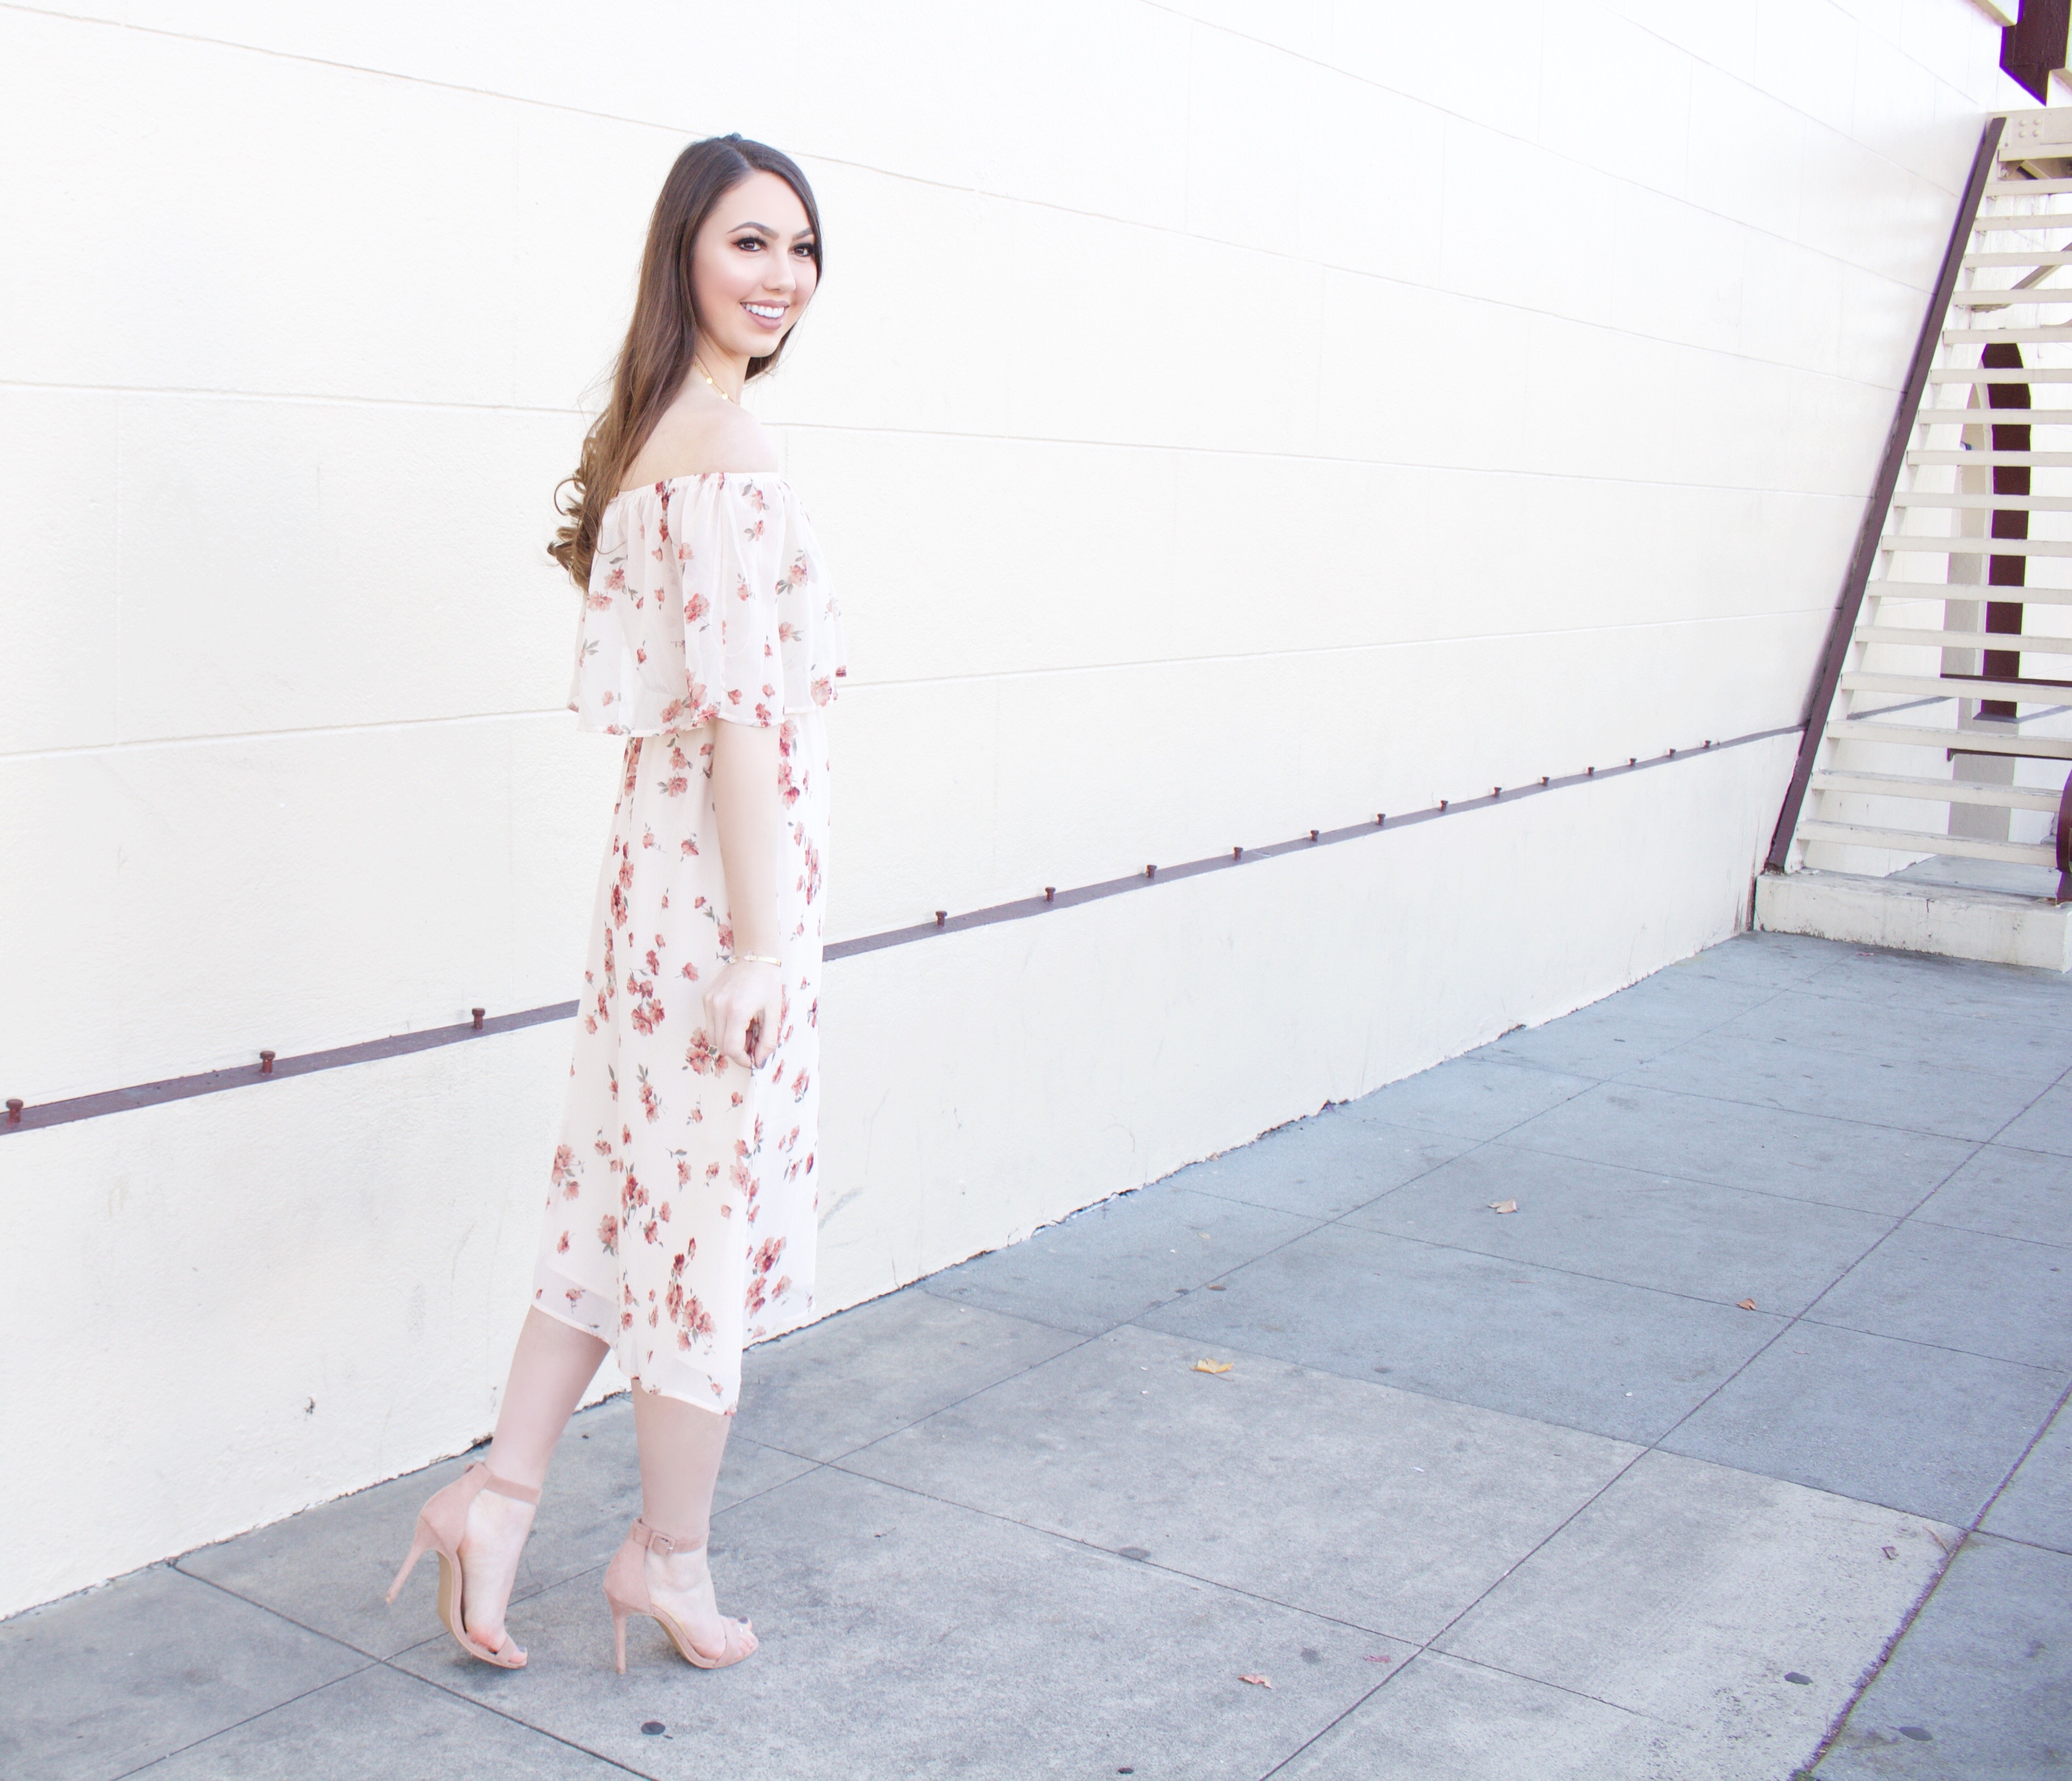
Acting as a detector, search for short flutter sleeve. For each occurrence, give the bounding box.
[568,473,848,736]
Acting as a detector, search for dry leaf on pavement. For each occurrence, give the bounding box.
[1194,1358,1233,1374]
[1489,1199,1518,1214]
[1736,1298,1757,1310]
[1239,1673,1273,1687]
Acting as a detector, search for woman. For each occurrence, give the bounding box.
[385,134,845,1674]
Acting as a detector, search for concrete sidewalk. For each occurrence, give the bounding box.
[4,932,2068,1780]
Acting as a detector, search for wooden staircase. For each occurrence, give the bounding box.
[1768,111,2072,910]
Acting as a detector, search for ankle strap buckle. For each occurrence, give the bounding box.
[633,1517,693,1556]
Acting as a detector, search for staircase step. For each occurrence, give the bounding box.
[1948,289,2072,307]
[1964,250,2072,267]
[1941,325,2072,341]
[1757,866,2072,970]
[1926,366,2072,382]
[1873,593,2072,614]
[1796,820,2056,866]
[1889,492,2072,510]
[1811,768,2065,811]
[1906,449,2072,465]
[1914,410,2072,426]
[1826,721,2072,760]
[1986,176,2072,193]
[1857,627,2072,656]
[1972,213,2072,230]
[1879,535,2072,556]
[1841,669,2072,699]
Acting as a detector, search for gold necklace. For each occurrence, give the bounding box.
[694,362,737,405]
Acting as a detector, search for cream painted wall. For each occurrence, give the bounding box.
[0,0,2035,1614]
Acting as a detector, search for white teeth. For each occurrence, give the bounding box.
[745,303,785,319]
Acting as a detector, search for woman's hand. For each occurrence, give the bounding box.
[703,957,782,1069]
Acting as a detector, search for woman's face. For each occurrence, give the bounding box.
[691,170,819,363]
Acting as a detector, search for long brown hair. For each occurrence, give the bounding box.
[549,134,822,590]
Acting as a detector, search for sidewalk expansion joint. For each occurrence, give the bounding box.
[1793,1373,2072,1777]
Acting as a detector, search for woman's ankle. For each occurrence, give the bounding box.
[478,1447,551,1497]
[646,1539,715,1592]
[465,1485,537,1547]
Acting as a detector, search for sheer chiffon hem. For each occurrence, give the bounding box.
[529,1265,735,1412]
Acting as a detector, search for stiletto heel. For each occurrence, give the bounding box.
[387,1522,435,1599]
[601,1517,756,1672]
[384,1461,541,1668]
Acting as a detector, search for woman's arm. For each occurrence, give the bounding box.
[703,720,786,1068]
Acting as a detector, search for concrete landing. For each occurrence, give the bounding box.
[3,932,2068,1780]
[1758,860,2071,972]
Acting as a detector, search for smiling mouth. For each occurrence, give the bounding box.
[744,302,787,323]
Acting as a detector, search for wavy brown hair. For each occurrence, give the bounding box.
[549,134,822,590]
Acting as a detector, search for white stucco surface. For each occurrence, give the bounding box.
[0,0,2035,1614]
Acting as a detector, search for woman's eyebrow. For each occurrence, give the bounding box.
[724,219,816,241]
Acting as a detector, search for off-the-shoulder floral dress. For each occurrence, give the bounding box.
[532,473,846,1411]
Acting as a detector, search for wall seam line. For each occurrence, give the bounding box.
[0,378,1912,496]
[0,4,1957,356]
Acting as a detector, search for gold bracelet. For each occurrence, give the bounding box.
[733,951,782,967]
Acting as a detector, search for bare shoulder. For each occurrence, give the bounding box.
[622,391,780,488]
[709,404,781,473]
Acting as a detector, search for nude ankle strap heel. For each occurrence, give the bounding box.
[385,1462,542,1669]
[602,1517,757,1673]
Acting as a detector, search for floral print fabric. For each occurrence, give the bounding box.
[567,473,846,735]
[534,474,845,1411]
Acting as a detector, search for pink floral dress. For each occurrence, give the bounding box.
[532,473,847,1411]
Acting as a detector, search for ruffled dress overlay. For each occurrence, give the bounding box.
[532,473,847,1412]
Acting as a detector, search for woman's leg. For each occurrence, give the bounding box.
[632,1384,755,1659]
[459,1308,608,1649]
[485,1308,611,1487]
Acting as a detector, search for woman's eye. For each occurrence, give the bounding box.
[793,242,816,258]
[733,237,764,252]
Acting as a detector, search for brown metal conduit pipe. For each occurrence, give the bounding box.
[5,721,1800,1136]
